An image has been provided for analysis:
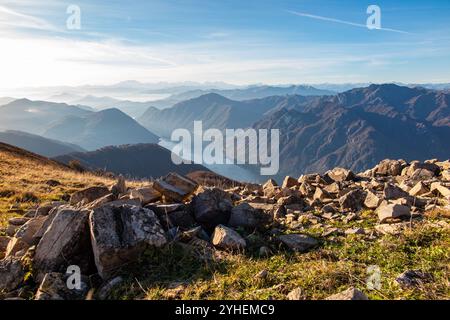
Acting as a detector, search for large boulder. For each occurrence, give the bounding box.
[409,181,429,197]
[153,180,186,202]
[147,203,195,230]
[278,234,318,252]
[228,203,271,229]
[33,207,94,281]
[405,162,440,177]
[364,190,382,209]
[325,168,355,183]
[375,159,403,176]
[383,183,410,200]
[339,189,367,211]
[376,203,411,223]
[0,257,25,292]
[130,186,161,205]
[89,205,167,279]
[430,182,450,198]
[5,215,47,258]
[70,186,110,205]
[35,272,90,300]
[211,225,246,250]
[163,173,198,195]
[192,188,233,231]
[281,176,298,189]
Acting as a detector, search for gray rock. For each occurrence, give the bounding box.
[325,287,368,300]
[70,186,110,205]
[96,276,124,300]
[339,189,367,211]
[0,257,25,292]
[325,167,355,182]
[287,287,303,300]
[163,172,198,195]
[228,203,271,229]
[408,181,429,197]
[89,205,167,279]
[281,176,298,189]
[35,272,90,300]
[278,234,318,252]
[211,225,246,250]
[130,187,161,205]
[192,188,233,231]
[5,215,47,258]
[376,203,411,223]
[375,159,403,176]
[110,176,126,196]
[364,190,382,209]
[383,183,410,200]
[34,207,93,282]
[395,270,432,289]
[153,180,186,202]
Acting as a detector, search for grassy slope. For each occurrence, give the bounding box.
[111,212,449,300]
[0,142,116,229]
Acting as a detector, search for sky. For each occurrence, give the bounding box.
[0,0,450,88]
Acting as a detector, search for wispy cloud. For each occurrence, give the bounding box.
[288,10,411,34]
[0,5,58,31]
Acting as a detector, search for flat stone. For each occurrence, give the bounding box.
[153,180,186,202]
[70,186,110,205]
[163,172,198,195]
[376,203,411,223]
[278,234,318,252]
[130,187,161,205]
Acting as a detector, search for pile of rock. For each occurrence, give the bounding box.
[1,159,449,300]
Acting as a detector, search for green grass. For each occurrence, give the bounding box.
[108,218,449,300]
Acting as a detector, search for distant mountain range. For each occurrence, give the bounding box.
[43,108,159,150]
[138,84,450,180]
[2,83,450,182]
[54,143,208,179]
[0,98,91,134]
[253,84,450,178]
[138,93,315,137]
[0,99,159,151]
[0,130,85,157]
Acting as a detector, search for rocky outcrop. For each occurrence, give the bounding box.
[89,205,167,279]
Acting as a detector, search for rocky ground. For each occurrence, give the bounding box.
[0,159,449,300]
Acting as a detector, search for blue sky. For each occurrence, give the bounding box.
[1,0,449,87]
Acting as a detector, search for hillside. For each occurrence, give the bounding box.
[0,130,85,157]
[0,99,91,134]
[251,84,450,179]
[1,151,449,300]
[0,142,119,228]
[54,143,208,179]
[138,93,313,137]
[43,108,159,150]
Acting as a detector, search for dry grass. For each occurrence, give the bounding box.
[0,146,141,229]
